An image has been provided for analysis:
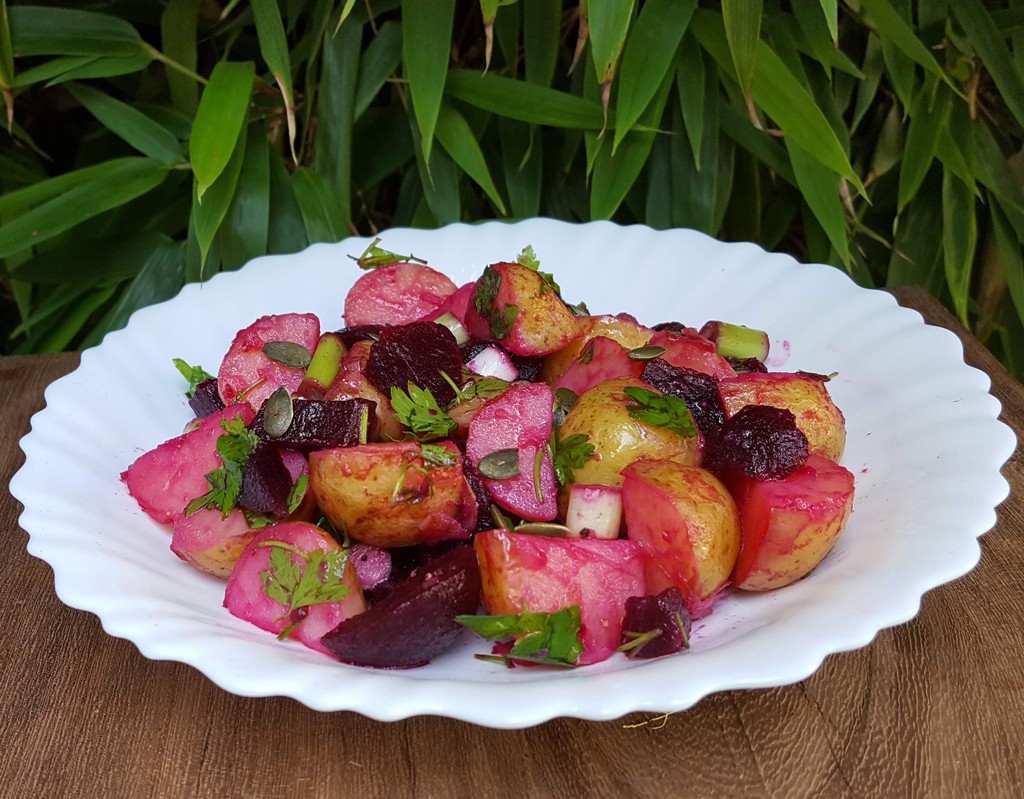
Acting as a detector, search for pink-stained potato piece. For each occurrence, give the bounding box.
[344,262,457,326]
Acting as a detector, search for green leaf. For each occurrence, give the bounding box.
[446,69,607,129]
[719,101,796,186]
[10,229,170,285]
[390,383,457,440]
[589,0,634,84]
[691,9,865,196]
[499,117,542,218]
[623,386,697,438]
[0,0,15,91]
[192,123,247,273]
[8,5,142,57]
[13,55,94,88]
[267,148,308,255]
[0,159,169,260]
[402,0,455,166]
[409,107,461,224]
[34,285,117,353]
[675,34,706,167]
[858,0,950,85]
[66,82,183,165]
[897,81,951,213]
[252,0,297,162]
[189,60,255,201]
[315,17,361,232]
[0,157,152,216]
[817,0,838,43]
[953,0,1024,132]
[612,0,695,154]
[354,19,402,119]
[942,169,977,325]
[220,126,270,271]
[991,201,1024,330]
[291,167,347,244]
[523,0,560,86]
[435,100,507,215]
[457,605,584,667]
[785,138,850,269]
[886,170,945,293]
[722,0,763,102]
[160,0,202,116]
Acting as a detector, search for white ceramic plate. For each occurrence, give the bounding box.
[12,220,1016,728]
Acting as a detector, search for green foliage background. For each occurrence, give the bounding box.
[1,0,1023,378]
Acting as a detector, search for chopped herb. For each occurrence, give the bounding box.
[390,383,457,440]
[533,447,545,504]
[257,541,351,639]
[473,265,520,339]
[286,473,309,514]
[441,371,509,405]
[390,459,431,505]
[550,432,595,486]
[420,443,459,468]
[490,504,515,530]
[456,605,584,667]
[566,299,590,316]
[623,386,697,439]
[516,244,560,295]
[579,341,595,365]
[173,358,214,398]
[349,236,428,270]
[243,510,276,530]
[184,416,260,518]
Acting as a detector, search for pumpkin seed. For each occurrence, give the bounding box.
[262,340,312,368]
[477,448,521,479]
[628,345,667,361]
[263,386,294,438]
[514,522,573,538]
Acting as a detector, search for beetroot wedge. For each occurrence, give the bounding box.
[364,321,463,406]
[252,397,378,453]
[320,544,481,668]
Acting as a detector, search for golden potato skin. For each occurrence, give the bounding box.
[540,314,653,384]
[558,376,702,489]
[621,460,741,611]
[719,372,846,461]
[309,441,474,547]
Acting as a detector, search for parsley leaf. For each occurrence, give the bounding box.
[287,473,309,514]
[173,358,214,398]
[550,432,595,486]
[257,540,351,639]
[456,606,584,667]
[473,265,520,339]
[516,244,560,295]
[440,371,509,404]
[419,443,459,468]
[184,416,260,518]
[390,383,457,440]
[623,386,697,439]
[348,236,428,270]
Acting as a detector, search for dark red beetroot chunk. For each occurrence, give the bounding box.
[620,587,691,659]
[189,378,225,418]
[238,443,292,517]
[703,404,809,480]
[461,456,495,533]
[252,397,378,452]
[364,321,463,406]
[641,358,725,435]
[651,321,689,334]
[727,357,768,374]
[508,353,544,382]
[320,544,482,668]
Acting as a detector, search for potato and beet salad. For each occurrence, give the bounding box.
[122,240,854,670]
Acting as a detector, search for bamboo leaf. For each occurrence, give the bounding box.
[523,0,560,86]
[859,0,951,85]
[192,123,246,272]
[435,100,507,215]
[8,6,142,57]
[953,0,1024,132]
[691,10,865,195]
[942,169,977,325]
[670,76,720,233]
[592,67,672,219]
[36,285,118,353]
[0,157,155,216]
[719,101,796,185]
[354,19,401,119]
[267,148,308,255]
[316,18,361,234]
[252,0,297,163]
[160,0,202,116]
[851,31,884,133]
[886,170,945,293]
[402,0,455,166]
[589,0,634,124]
[446,69,606,129]
[897,81,951,212]
[220,126,270,271]
[676,34,706,167]
[43,51,153,85]
[189,60,254,201]
[66,82,183,165]
[408,106,460,224]
[292,168,346,243]
[333,0,359,35]
[0,159,168,259]
[722,0,762,104]
[786,138,850,268]
[613,0,695,153]
[0,0,14,92]
[817,0,838,43]
[9,230,171,285]
[82,240,186,348]
[13,55,94,88]
[499,117,542,218]
[351,106,415,190]
[991,201,1024,330]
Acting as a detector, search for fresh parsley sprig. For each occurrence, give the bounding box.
[184,416,260,518]
[516,244,560,295]
[390,383,457,440]
[173,358,214,398]
[623,386,697,439]
[257,541,351,639]
[348,237,428,270]
[473,265,520,339]
[550,432,595,486]
[456,605,584,667]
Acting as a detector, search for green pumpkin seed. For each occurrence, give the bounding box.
[514,522,573,538]
[262,340,312,368]
[477,448,521,479]
[628,345,667,360]
[262,386,294,438]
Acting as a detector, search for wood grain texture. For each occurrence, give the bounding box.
[2,287,1021,799]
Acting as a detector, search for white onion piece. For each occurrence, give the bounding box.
[466,345,519,381]
[565,484,623,539]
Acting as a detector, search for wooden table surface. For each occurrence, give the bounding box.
[2,286,1021,798]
